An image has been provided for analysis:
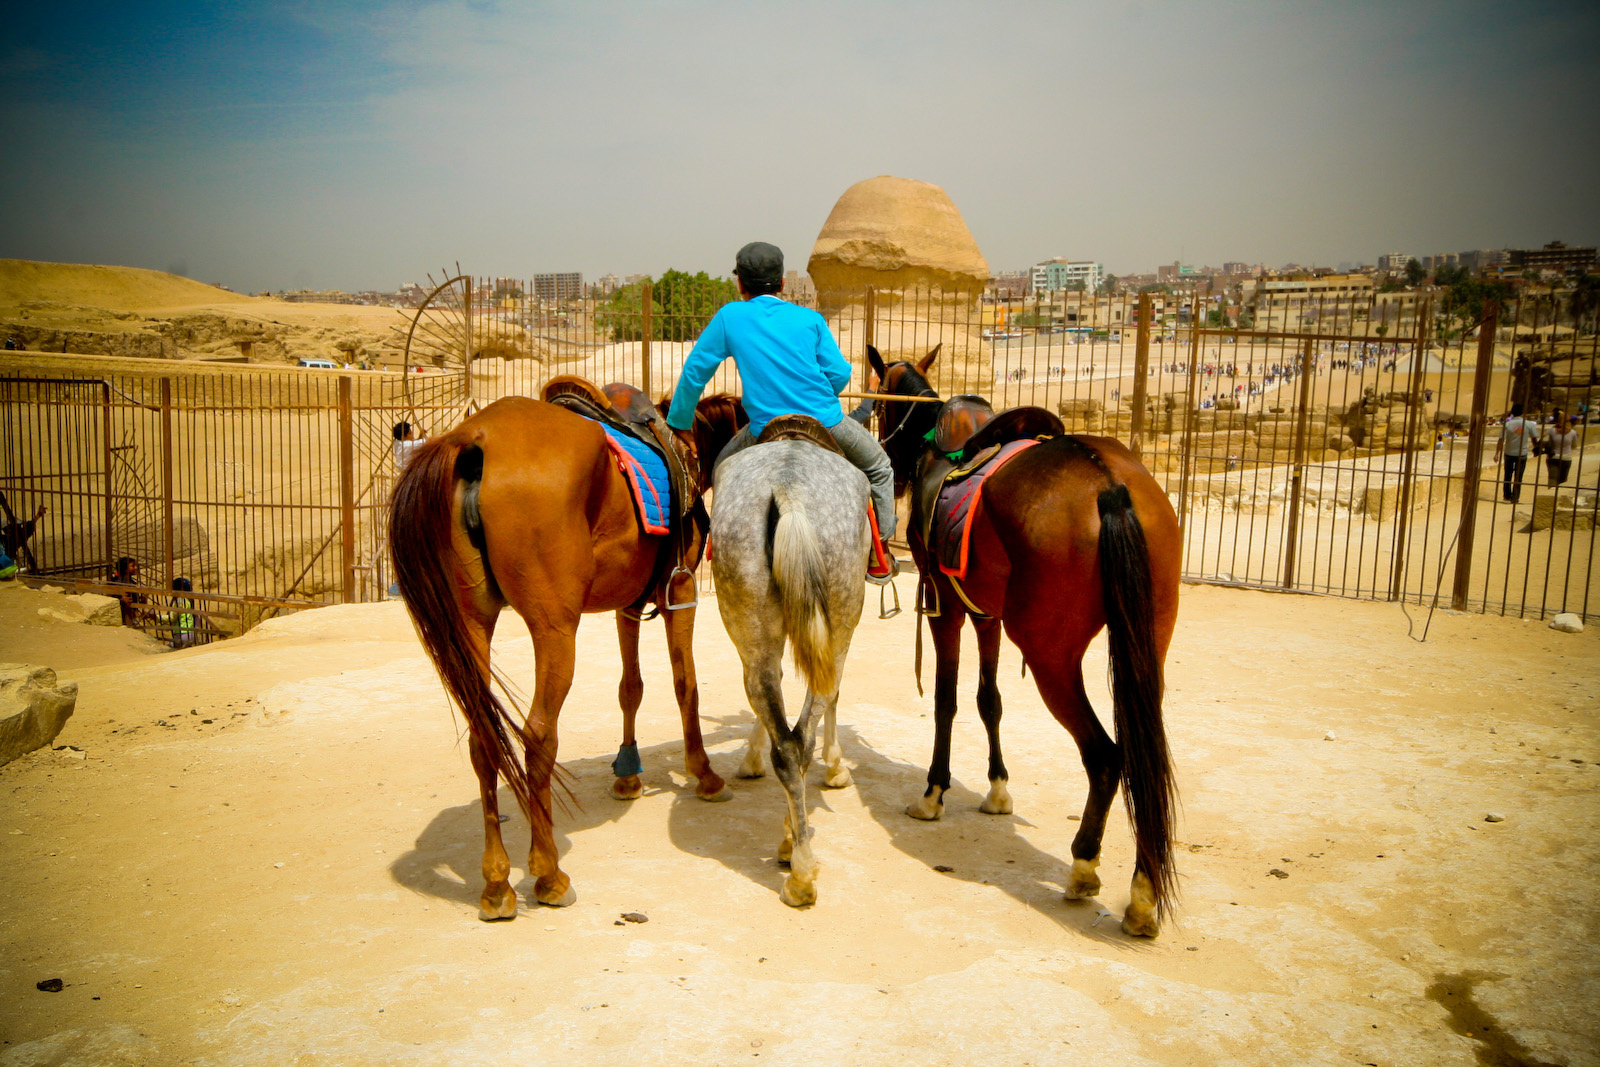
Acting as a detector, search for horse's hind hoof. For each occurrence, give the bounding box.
[478,885,517,921]
[1121,910,1159,938]
[1065,857,1102,899]
[611,775,643,801]
[779,876,817,908]
[534,879,576,908]
[696,774,732,801]
[823,767,852,789]
[906,786,945,821]
[979,779,1012,814]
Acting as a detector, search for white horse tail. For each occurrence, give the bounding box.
[770,484,837,697]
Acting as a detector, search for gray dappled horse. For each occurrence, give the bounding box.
[710,440,869,906]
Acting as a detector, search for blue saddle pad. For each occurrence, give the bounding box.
[598,423,673,535]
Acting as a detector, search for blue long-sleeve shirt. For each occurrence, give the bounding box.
[665,295,851,434]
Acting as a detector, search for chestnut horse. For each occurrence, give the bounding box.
[389,386,740,920]
[869,347,1182,937]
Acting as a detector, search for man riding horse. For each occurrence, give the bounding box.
[664,241,899,582]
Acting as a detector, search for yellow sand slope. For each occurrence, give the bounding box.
[0,258,258,311]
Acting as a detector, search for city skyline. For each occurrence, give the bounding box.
[2,1,1596,294]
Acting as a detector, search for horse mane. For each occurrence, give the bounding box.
[658,392,748,492]
[959,406,1065,461]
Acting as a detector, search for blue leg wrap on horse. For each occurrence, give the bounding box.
[612,741,642,778]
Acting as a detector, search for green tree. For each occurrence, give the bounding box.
[1098,273,1118,296]
[1404,258,1425,287]
[596,270,740,342]
[1566,273,1600,333]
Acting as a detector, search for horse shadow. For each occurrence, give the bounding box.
[387,720,748,911]
[668,710,1142,946]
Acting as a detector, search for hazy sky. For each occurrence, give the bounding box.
[2,1,1596,293]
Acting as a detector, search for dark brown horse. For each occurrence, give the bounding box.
[870,348,1182,937]
[389,385,740,920]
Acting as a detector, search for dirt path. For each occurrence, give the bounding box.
[2,581,1596,1066]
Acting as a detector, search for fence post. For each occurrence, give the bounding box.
[1452,300,1500,611]
[1388,299,1431,600]
[160,377,174,588]
[1131,292,1152,456]
[101,382,113,580]
[1281,338,1318,589]
[863,287,878,384]
[1176,307,1205,533]
[640,280,653,397]
[339,375,356,603]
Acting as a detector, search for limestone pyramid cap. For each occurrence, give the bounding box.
[808,175,988,289]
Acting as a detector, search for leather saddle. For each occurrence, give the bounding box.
[755,414,844,456]
[542,375,694,522]
[930,395,995,457]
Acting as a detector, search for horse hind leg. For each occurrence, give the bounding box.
[462,606,517,920]
[906,608,965,821]
[817,644,853,789]
[974,618,1011,814]
[1027,653,1120,903]
[611,612,645,801]
[737,720,769,779]
[524,625,579,908]
[663,602,728,800]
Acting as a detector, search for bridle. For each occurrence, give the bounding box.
[878,366,940,451]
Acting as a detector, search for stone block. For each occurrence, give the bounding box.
[66,593,121,626]
[0,665,78,767]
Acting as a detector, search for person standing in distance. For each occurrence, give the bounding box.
[1493,402,1537,503]
[665,242,898,581]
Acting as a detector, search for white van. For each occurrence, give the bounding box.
[296,358,339,369]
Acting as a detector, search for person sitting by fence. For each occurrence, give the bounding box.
[1,497,46,573]
[392,421,424,470]
[164,577,199,649]
[109,556,148,627]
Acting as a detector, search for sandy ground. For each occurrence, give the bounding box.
[1,578,1597,1066]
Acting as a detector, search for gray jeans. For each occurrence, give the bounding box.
[715,416,897,540]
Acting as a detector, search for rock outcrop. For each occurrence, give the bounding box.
[0,664,78,767]
[807,176,990,390]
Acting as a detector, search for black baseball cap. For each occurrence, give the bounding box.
[734,242,783,287]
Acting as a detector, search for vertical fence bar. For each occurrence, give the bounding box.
[1176,316,1205,533]
[1452,301,1501,611]
[101,382,113,577]
[1131,292,1152,456]
[1388,299,1431,600]
[1281,338,1318,588]
[640,280,653,397]
[339,375,356,603]
[863,287,878,383]
[160,377,175,586]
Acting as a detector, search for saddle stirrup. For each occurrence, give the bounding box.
[663,564,698,611]
[878,578,901,620]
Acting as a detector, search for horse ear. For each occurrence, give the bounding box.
[867,344,886,380]
[916,343,942,374]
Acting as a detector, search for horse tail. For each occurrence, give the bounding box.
[389,436,544,834]
[1096,480,1177,920]
[768,484,837,697]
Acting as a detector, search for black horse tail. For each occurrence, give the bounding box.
[1096,481,1177,920]
[390,436,547,835]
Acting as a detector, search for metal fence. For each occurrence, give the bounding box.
[4,275,1596,640]
[1,355,442,638]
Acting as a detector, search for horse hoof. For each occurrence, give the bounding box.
[478,886,517,921]
[697,774,732,801]
[777,837,794,865]
[905,794,944,821]
[736,762,766,780]
[534,879,576,908]
[1121,910,1159,938]
[1065,858,1102,899]
[779,876,817,908]
[980,780,1012,814]
[611,775,643,801]
[823,767,852,789]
